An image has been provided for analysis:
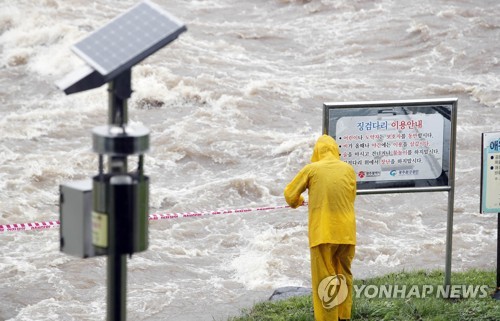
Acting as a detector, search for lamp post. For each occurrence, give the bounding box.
[57,2,186,320]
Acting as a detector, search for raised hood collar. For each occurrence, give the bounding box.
[311,135,340,162]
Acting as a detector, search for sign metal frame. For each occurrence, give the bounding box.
[480,132,500,299]
[323,98,458,287]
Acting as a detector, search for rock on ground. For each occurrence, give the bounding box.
[268,286,311,301]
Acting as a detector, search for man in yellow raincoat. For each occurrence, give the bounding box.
[284,134,356,321]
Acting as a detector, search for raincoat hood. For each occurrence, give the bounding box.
[311,135,340,163]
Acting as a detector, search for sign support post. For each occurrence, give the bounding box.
[495,214,500,300]
[445,101,458,288]
[444,186,455,287]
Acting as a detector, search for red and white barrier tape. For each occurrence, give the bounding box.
[0,220,60,233]
[0,203,306,233]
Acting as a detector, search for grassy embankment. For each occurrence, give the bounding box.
[228,269,500,321]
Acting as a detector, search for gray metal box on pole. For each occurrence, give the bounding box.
[60,180,94,258]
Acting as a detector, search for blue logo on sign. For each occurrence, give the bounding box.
[390,170,397,176]
[490,140,500,152]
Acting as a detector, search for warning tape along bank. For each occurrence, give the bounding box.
[0,203,301,233]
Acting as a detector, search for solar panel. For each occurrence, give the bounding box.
[72,0,186,81]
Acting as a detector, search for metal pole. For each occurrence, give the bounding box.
[498,213,500,292]
[443,182,455,289]
[108,252,127,320]
[107,165,127,321]
[106,70,131,321]
[494,214,500,300]
[444,100,458,288]
[108,70,130,127]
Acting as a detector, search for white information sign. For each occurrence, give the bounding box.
[336,114,444,182]
[481,132,500,213]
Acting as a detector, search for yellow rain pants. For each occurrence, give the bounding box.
[310,243,355,321]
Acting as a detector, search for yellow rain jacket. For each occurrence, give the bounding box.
[284,135,357,247]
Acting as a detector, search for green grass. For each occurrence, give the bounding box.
[228,270,500,321]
